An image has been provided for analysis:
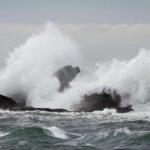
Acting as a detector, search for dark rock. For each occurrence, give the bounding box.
[0,95,18,109]
[77,89,132,113]
[10,106,69,112]
[0,94,68,112]
[116,105,133,113]
[55,65,80,91]
[0,87,132,113]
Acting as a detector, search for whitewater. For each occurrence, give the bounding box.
[0,23,150,111]
[0,23,150,150]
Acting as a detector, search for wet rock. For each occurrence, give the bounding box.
[0,95,18,109]
[0,88,132,113]
[10,106,69,112]
[116,105,133,113]
[77,89,132,113]
[55,65,80,91]
[0,94,68,112]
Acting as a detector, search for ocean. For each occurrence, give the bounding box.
[0,106,150,150]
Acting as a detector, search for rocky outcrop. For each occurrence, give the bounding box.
[0,94,68,112]
[0,65,81,112]
[77,89,132,113]
[0,91,132,113]
[54,65,132,113]
[10,106,69,112]
[0,65,132,113]
[55,65,80,91]
[116,105,132,113]
[0,95,18,109]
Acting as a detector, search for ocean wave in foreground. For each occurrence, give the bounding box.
[0,110,150,150]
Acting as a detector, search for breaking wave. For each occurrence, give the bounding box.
[0,22,150,110]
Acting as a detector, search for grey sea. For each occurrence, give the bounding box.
[0,105,150,150]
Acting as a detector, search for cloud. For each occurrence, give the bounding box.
[58,24,150,66]
[0,24,42,33]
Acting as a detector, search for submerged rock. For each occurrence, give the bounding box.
[55,65,80,91]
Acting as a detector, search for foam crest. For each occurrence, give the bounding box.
[44,126,69,139]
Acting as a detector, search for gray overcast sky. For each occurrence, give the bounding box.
[0,0,150,68]
[0,0,150,24]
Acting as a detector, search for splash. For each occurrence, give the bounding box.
[61,49,150,109]
[0,22,150,110]
[49,49,150,110]
[94,50,150,106]
[0,23,81,107]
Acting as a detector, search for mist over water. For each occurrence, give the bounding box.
[0,22,150,110]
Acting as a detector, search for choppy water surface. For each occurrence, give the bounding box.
[0,107,150,150]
